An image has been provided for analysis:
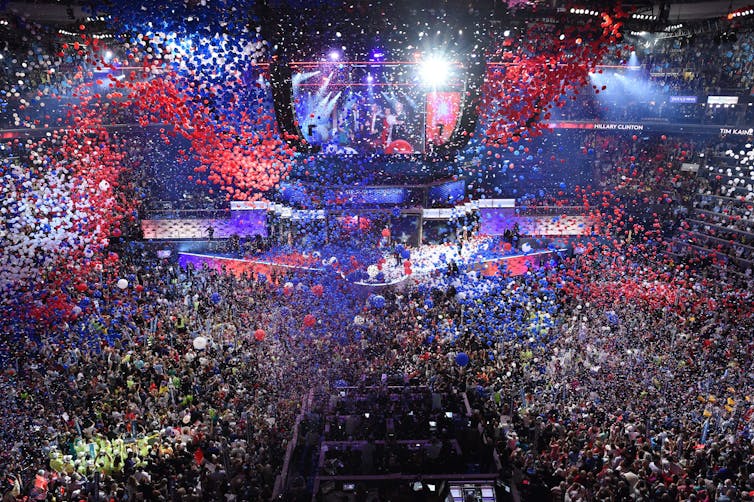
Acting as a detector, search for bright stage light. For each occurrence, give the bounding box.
[370,48,385,61]
[328,50,340,61]
[419,55,451,86]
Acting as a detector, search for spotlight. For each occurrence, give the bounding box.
[419,55,451,86]
[728,8,754,18]
[328,50,340,61]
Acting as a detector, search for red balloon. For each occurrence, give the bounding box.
[384,139,414,154]
[75,283,88,293]
[303,314,317,328]
[311,284,324,297]
[254,329,266,341]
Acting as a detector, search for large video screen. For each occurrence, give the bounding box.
[292,62,464,155]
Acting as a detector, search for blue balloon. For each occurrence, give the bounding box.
[370,294,386,309]
[455,352,470,367]
[210,292,222,304]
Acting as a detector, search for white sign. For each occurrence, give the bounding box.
[707,96,739,105]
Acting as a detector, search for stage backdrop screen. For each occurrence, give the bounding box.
[291,62,464,156]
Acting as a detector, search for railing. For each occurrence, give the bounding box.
[672,239,754,268]
[143,208,232,220]
[692,207,754,224]
[515,205,590,216]
[694,193,753,205]
[687,224,754,246]
[271,387,314,500]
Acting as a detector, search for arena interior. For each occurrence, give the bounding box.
[1,0,754,500]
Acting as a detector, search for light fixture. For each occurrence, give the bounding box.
[419,55,451,86]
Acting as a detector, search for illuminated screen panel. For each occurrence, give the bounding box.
[291,62,464,156]
[425,91,461,146]
[428,179,466,206]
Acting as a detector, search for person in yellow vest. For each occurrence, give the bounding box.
[175,314,187,334]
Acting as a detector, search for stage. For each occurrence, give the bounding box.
[178,240,566,285]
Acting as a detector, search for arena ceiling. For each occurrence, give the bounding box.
[3,0,754,24]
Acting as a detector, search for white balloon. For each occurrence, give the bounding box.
[521,242,532,253]
[367,265,379,278]
[117,278,128,290]
[192,336,208,350]
[98,180,110,191]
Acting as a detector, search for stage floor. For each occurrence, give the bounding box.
[178,239,566,285]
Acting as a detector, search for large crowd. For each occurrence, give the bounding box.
[1,229,754,501]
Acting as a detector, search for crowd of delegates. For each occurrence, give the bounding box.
[692,198,754,236]
[677,218,754,276]
[2,231,754,500]
[696,175,754,202]
[666,140,754,278]
[638,30,754,95]
[407,254,754,502]
[555,28,754,126]
[0,243,374,501]
[688,209,754,239]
